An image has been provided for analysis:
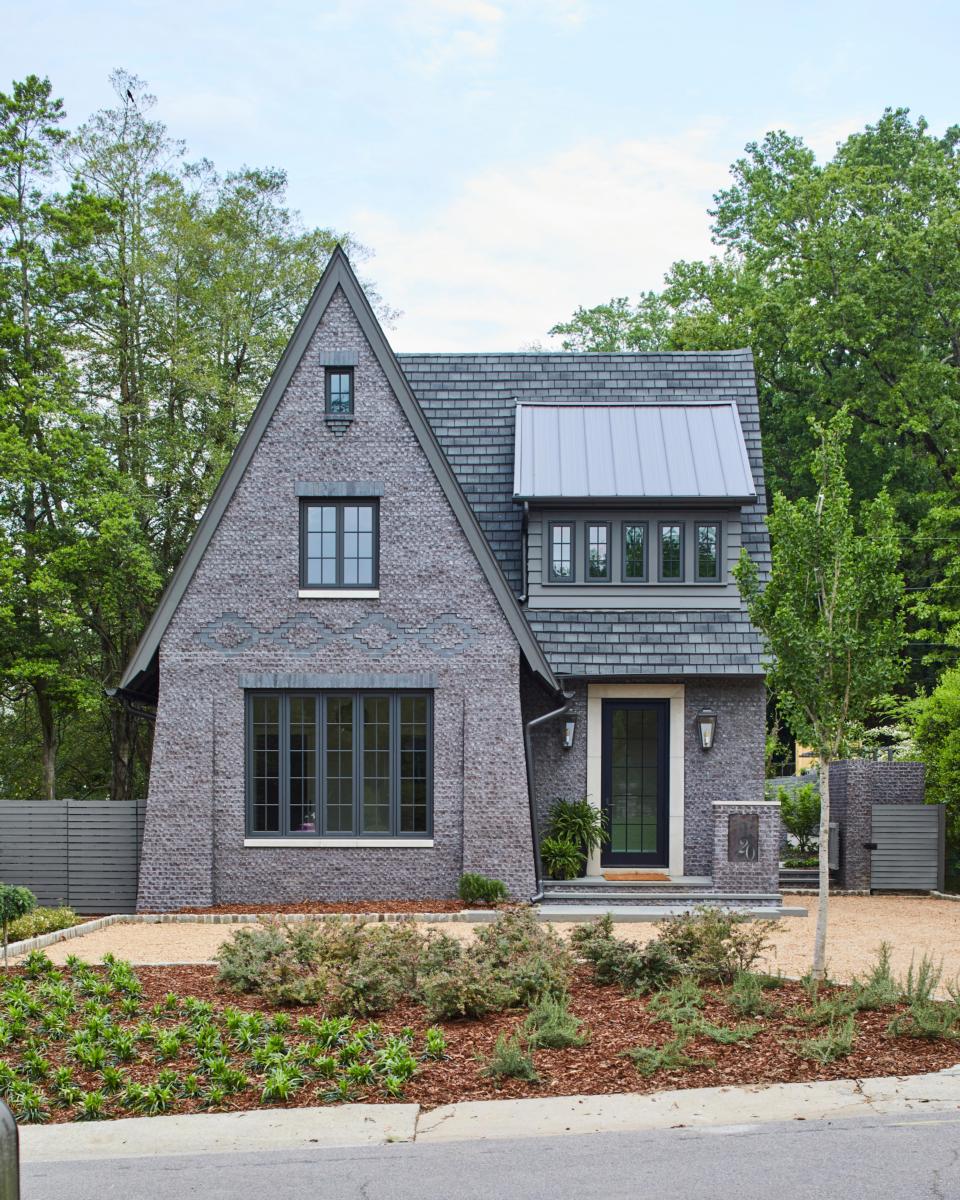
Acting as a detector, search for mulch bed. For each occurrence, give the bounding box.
[169,900,478,915]
[6,962,958,1123]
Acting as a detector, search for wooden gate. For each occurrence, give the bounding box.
[870,804,945,892]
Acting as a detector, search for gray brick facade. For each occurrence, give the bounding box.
[138,287,536,909]
[130,252,775,909]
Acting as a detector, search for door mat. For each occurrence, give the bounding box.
[602,871,670,882]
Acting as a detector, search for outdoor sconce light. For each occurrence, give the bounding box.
[696,709,717,751]
[562,716,577,749]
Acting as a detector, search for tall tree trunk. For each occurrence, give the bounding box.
[110,703,137,802]
[811,760,831,981]
[34,681,58,801]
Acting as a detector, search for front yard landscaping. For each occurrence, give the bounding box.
[2,908,959,1125]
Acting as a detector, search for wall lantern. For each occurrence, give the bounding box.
[562,716,577,750]
[695,709,717,751]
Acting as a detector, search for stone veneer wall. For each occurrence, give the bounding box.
[829,760,926,890]
[521,674,766,879]
[711,802,781,894]
[138,287,535,910]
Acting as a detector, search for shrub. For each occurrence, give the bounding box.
[7,906,79,942]
[521,994,588,1049]
[545,798,606,855]
[472,908,572,1005]
[624,1036,714,1078]
[539,835,584,881]
[901,953,943,1005]
[571,918,680,994]
[481,1033,538,1082]
[654,907,780,984]
[695,1019,760,1044]
[648,977,705,1030]
[851,943,900,1011]
[419,958,511,1020]
[0,883,36,960]
[215,922,290,992]
[458,873,508,906]
[887,999,960,1040]
[776,783,820,855]
[795,1015,856,1063]
[727,972,774,1018]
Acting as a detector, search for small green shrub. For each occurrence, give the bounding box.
[471,908,572,1005]
[887,999,960,1040]
[851,943,900,1011]
[0,883,37,959]
[419,958,511,1019]
[727,972,774,1017]
[522,993,588,1049]
[6,906,80,942]
[695,1019,760,1045]
[648,978,705,1030]
[776,783,820,855]
[539,835,584,881]
[77,1090,107,1121]
[795,1015,856,1063]
[901,954,943,1005]
[624,1036,714,1078]
[458,873,508,905]
[654,907,780,983]
[571,917,679,994]
[423,1025,448,1060]
[481,1033,538,1082]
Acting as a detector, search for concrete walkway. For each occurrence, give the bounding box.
[18,1066,960,1162]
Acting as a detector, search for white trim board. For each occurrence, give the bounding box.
[585,683,685,878]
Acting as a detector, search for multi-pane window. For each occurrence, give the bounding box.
[301,501,377,589]
[695,522,721,581]
[622,522,647,581]
[658,523,683,581]
[549,522,574,581]
[325,368,354,415]
[246,692,432,838]
[586,523,610,580]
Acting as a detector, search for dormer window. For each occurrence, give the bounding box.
[325,367,354,416]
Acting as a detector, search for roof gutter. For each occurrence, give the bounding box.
[524,693,572,903]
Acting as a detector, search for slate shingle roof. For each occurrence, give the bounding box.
[399,349,770,678]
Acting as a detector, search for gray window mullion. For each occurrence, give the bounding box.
[279,694,290,838]
[390,694,399,837]
[352,692,360,835]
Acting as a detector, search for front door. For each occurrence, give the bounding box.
[600,699,669,867]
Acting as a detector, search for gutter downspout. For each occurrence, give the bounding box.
[525,692,572,903]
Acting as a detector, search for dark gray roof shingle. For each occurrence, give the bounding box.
[399,349,770,677]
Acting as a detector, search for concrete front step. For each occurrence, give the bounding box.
[543,876,713,897]
[537,902,806,922]
[541,889,783,906]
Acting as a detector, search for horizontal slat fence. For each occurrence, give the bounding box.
[870,804,945,892]
[0,800,146,914]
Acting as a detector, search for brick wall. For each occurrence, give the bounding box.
[711,802,780,894]
[138,287,535,909]
[829,760,926,890]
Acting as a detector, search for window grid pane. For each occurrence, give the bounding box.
[660,525,682,580]
[342,504,375,587]
[306,504,338,586]
[251,696,280,833]
[624,523,646,579]
[587,524,608,579]
[550,524,573,580]
[697,523,719,579]
[327,370,353,414]
[362,696,391,833]
[289,696,317,832]
[399,696,429,833]
[325,696,354,833]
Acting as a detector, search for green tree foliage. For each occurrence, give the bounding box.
[0,71,374,799]
[775,783,820,855]
[910,668,960,848]
[736,410,905,977]
[547,292,671,351]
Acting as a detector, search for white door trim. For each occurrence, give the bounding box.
[585,684,685,878]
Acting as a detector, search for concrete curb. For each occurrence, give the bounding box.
[17,1067,960,1162]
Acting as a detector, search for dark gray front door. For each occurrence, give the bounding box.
[600,699,669,867]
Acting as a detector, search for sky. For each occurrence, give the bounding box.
[5,0,959,350]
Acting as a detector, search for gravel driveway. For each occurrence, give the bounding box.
[9,895,960,986]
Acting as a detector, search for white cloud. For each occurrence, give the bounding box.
[353,130,723,351]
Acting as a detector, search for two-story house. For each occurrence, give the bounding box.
[118,248,779,912]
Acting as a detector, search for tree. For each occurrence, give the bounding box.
[909,667,960,851]
[735,409,905,979]
[548,292,670,351]
[776,783,820,856]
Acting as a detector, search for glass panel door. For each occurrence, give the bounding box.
[600,700,669,866]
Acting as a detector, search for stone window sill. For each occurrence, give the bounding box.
[298,589,380,599]
[243,838,434,849]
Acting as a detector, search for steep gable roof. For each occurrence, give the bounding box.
[120,248,560,700]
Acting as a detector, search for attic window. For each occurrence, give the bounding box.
[325,368,354,416]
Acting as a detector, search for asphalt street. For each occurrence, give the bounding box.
[19,1112,960,1200]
